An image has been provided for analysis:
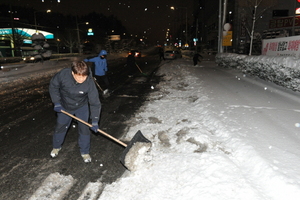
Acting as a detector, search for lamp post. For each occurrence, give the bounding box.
[34,9,51,32]
[76,16,89,55]
[170,6,188,48]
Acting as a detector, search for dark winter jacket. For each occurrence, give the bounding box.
[193,53,203,61]
[84,50,107,76]
[49,68,101,122]
[126,54,136,67]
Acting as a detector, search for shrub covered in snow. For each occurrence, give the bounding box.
[216,53,300,91]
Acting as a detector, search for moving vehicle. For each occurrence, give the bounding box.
[164,49,182,60]
[128,50,141,58]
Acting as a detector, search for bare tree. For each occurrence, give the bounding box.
[242,0,275,55]
[4,28,31,56]
[63,30,77,53]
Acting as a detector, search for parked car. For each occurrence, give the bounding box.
[128,50,141,58]
[174,50,182,58]
[23,56,36,63]
[164,50,182,60]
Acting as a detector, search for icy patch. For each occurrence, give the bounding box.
[28,172,75,200]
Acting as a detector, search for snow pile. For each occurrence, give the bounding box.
[216,53,300,91]
[123,141,152,172]
[98,59,300,199]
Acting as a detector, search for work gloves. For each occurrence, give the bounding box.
[90,121,99,133]
[54,103,64,113]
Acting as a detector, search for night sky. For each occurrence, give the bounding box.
[7,0,195,43]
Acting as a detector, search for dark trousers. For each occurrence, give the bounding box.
[193,58,199,66]
[159,53,165,60]
[95,75,110,90]
[53,104,90,154]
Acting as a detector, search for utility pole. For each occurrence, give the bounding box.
[196,18,198,52]
[9,3,16,57]
[292,0,296,36]
[218,0,223,53]
[218,0,227,53]
[185,7,188,48]
[76,16,82,55]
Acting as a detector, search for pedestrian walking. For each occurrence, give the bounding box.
[49,61,101,163]
[84,50,110,94]
[193,53,203,66]
[158,47,165,60]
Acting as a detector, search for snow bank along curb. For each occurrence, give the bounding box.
[215,53,300,92]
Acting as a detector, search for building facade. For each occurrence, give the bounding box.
[194,0,299,54]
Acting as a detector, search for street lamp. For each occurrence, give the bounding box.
[170,6,188,48]
[34,9,51,32]
[76,16,89,54]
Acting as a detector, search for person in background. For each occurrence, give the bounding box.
[158,47,165,61]
[127,50,136,77]
[49,61,101,163]
[193,52,203,66]
[84,50,110,94]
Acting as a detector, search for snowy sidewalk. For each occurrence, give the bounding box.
[99,58,300,200]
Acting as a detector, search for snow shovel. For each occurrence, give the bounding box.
[93,77,103,92]
[135,63,148,76]
[61,110,151,170]
[93,77,110,95]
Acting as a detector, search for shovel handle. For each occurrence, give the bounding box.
[61,110,127,147]
[135,63,143,73]
[93,78,104,92]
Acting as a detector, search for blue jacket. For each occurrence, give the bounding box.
[84,50,107,76]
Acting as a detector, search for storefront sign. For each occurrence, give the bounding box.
[269,16,300,29]
[262,35,300,58]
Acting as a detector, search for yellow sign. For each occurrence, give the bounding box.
[223,31,232,46]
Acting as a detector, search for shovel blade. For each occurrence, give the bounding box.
[119,130,151,167]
